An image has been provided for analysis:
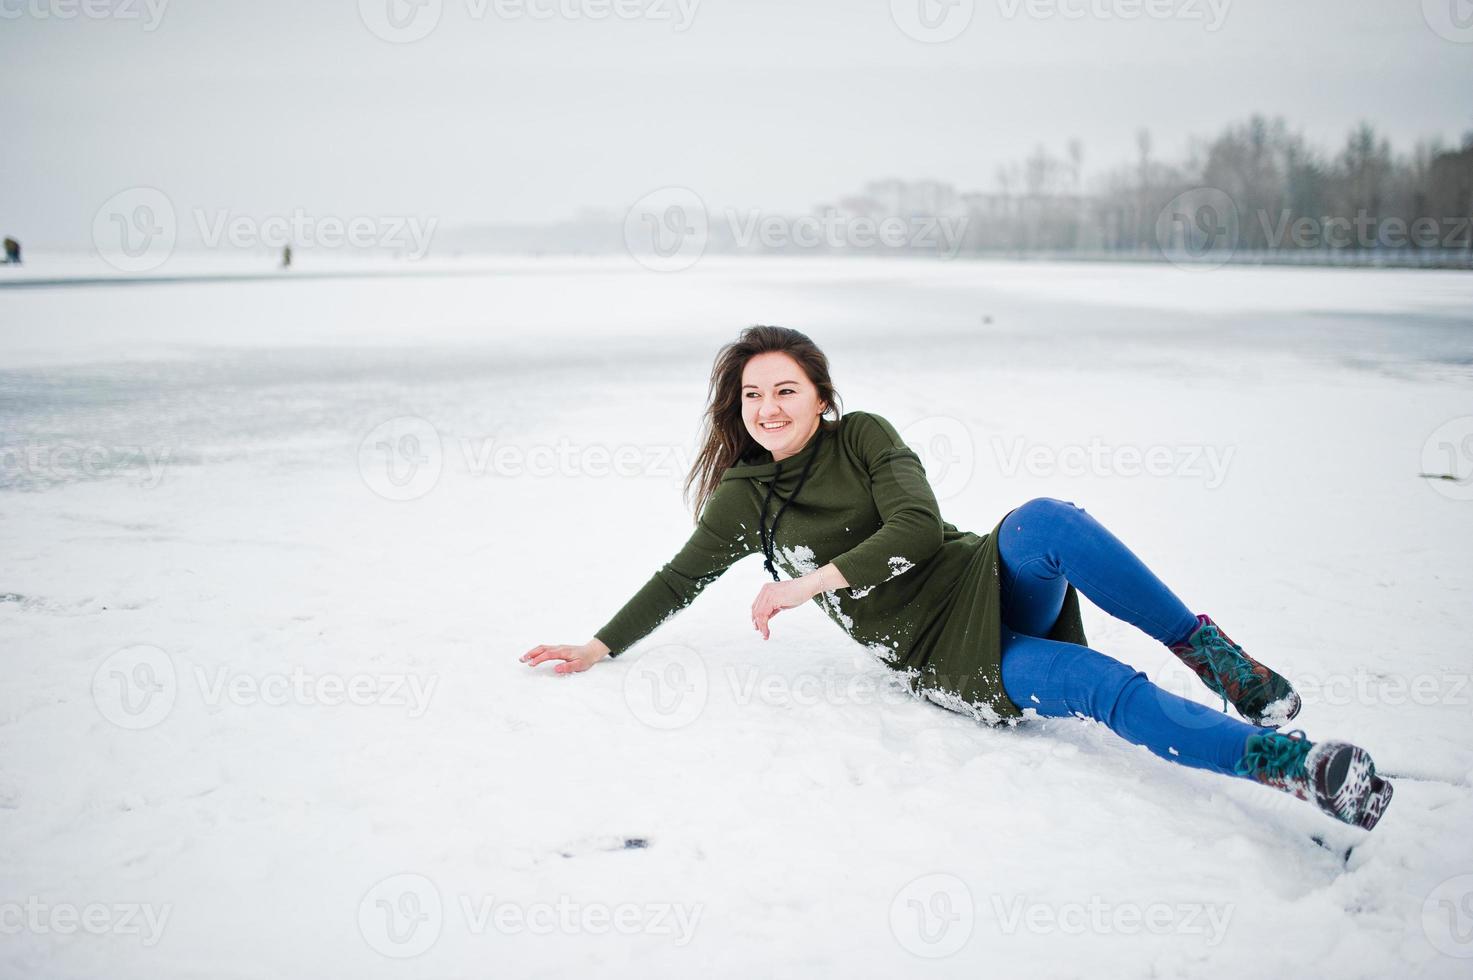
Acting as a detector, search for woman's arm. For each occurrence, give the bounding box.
[826,413,945,589]
[523,481,757,671]
[750,414,940,639]
[808,562,850,594]
[592,483,757,657]
[750,562,849,639]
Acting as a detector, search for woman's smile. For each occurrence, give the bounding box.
[741,351,830,461]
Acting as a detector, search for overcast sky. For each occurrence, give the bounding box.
[3,0,1470,248]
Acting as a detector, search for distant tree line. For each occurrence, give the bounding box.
[805,115,1473,267]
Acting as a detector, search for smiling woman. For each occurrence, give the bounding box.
[520,324,1394,833]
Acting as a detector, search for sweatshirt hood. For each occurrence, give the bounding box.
[721,416,839,582]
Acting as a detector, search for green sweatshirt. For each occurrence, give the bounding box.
[593,410,1088,725]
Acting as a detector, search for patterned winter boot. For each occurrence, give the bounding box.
[1234,729,1394,830]
[1169,613,1302,727]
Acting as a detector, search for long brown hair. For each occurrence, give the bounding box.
[684,325,844,521]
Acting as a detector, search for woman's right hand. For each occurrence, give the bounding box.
[519,639,610,674]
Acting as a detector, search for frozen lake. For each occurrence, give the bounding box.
[2,256,1472,978]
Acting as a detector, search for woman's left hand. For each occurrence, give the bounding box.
[751,578,819,640]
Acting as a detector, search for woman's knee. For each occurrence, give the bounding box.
[1003,497,1085,549]
[1010,496,1082,526]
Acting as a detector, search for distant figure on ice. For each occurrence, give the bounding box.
[2,237,19,265]
[522,324,1395,832]
[281,245,292,270]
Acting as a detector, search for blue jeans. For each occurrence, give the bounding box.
[996,497,1260,776]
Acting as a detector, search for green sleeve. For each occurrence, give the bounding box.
[594,480,757,657]
[828,412,945,590]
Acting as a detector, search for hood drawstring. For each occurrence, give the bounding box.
[757,424,824,582]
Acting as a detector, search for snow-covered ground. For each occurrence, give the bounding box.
[2,256,1471,978]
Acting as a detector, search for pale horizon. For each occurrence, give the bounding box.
[4,0,1472,250]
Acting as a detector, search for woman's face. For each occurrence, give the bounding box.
[740,351,828,463]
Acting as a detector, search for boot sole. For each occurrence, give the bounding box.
[1314,743,1392,830]
[1359,775,1394,831]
